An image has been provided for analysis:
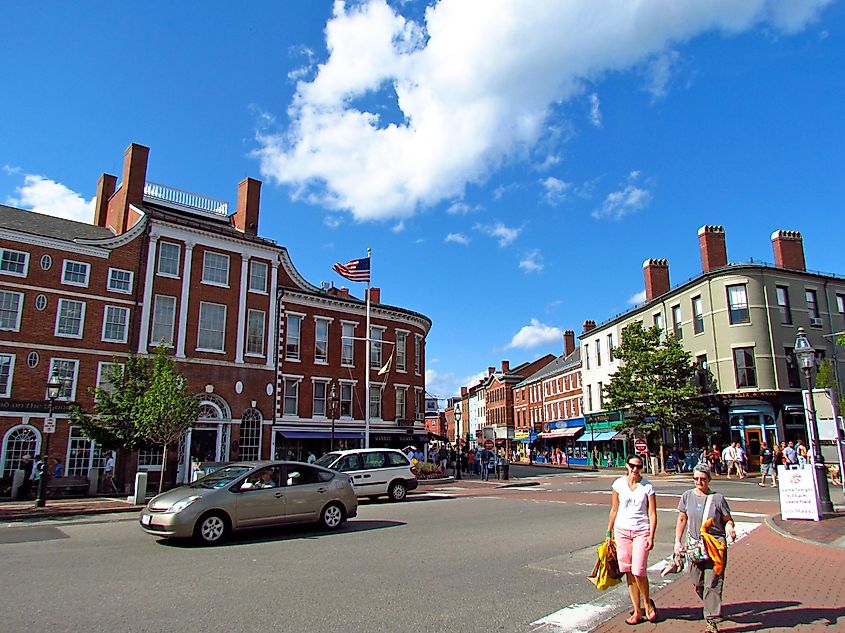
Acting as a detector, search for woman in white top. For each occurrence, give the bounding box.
[606,454,658,625]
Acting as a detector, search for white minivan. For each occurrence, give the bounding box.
[314,448,419,501]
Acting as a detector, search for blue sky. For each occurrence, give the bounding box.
[2,1,843,402]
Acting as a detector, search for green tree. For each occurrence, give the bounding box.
[603,322,718,470]
[135,346,199,493]
[815,358,845,417]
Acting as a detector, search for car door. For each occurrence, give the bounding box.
[234,466,286,528]
[361,451,390,495]
[336,453,370,495]
[282,465,329,522]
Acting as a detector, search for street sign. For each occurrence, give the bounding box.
[484,439,494,450]
[43,418,56,434]
[634,439,648,454]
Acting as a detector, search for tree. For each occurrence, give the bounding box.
[603,322,718,470]
[815,358,845,418]
[135,346,199,493]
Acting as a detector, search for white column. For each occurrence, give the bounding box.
[266,261,279,368]
[138,232,158,353]
[175,241,194,358]
[235,254,250,364]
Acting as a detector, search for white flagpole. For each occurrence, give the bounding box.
[364,247,372,448]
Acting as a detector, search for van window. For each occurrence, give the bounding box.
[338,454,363,472]
[362,452,387,469]
[386,452,410,467]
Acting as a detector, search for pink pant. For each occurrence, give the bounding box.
[614,527,651,576]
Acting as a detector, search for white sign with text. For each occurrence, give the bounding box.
[777,465,820,521]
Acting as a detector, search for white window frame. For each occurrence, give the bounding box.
[285,313,304,361]
[414,334,422,375]
[0,353,15,397]
[282,376,302,418]
[151,294,176,346]
[395,385,407,420]
[101,305,130,343]
[341,321,355,367]
[49,358,79,401]
[727,284,750,325]
[137,447,164,471]
[201,251,230,287]
[312,379,329,418]
[246,309,266,357]
[370,326,385,368]
[0,290,23,332]
[66,426,103,477]
[248,260,268,294]
[0,248,29,277]
[395,330,408,372]
[339,381,354,418]
[197,301,227,352]
[314,317,331,364]
[157,242,181,277]
[95,362,124,400]
[55,298,86,338]
[415,387,424,421]
[369,384,382,420]
[61,259,91,287]
[107,268,134,294]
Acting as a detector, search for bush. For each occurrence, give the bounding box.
[415,461,445,479]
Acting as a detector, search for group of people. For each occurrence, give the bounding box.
[606,455,736,632]
[13,451,118,499]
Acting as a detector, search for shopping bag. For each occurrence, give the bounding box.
[587,539,623,590]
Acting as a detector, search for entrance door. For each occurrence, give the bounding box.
[744,428,762,471]
[191,428,218,463]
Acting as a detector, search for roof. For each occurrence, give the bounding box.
[516,347,581,388]
[0,204,114,241]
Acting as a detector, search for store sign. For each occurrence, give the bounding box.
[778,466,820,521]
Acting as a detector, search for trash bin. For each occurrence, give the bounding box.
[501,462,510,480]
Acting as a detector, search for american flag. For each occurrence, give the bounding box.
[332,256,371,282]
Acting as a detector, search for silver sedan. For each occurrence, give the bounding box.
[139,461,358,545]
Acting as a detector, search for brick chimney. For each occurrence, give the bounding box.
[367,287,381,304]
[460,387,468,398]
[643,258,670,301]
[563,330,575,356]
[771,230,806,271]
[93,173,117,227]
[698,225,727,272]
[234,177,261,236]
[501,360,510,373]
[106,143,149,235]
[488,366,495,376]
[582,320,596,334]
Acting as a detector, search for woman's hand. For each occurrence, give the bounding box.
[674,540,683,554]
[645,535,654,551]
[727,523,736,542]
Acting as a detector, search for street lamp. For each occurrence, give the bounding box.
[453,407,462,480]
[35,374,63,508]
[794,327,834,514]
[329,382,339,452]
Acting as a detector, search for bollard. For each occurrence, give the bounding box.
[11,469,24,499]
[132,472,148,505]
[87,468,99,496]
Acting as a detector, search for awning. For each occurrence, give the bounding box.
[611,431,630,441]
[576,431,619,442]
[539,427,583,439]
[279,431,364,440]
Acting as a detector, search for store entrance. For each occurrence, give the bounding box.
[744,428,762,471]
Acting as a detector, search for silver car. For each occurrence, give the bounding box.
[139,461,358,545]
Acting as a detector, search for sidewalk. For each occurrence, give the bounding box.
[0,497,142,522]
[591,513,845,633]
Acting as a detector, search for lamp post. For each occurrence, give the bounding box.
[794,327,834,514]
[329,382,339,452]
[453,407,462,480]
[35,375,63,508]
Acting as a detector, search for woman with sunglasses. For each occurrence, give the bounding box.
[674,464,736,633]
[606,454,658,625]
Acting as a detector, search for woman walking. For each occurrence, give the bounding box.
[674,464,736,633]
[606,454,658,625]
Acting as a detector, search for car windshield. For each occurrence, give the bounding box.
[190,466,253,489]
[313,453,341,469]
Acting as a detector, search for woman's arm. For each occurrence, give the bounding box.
[607,489,619,539]
[645,492,657,551]
[723,511,737,542]
[674,511,687,552]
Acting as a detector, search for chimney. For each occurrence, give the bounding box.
[93,173,117,227]
[106,143,149,234]
[563,330,575,356]
[771,230,806,271]
[698,225,727,272]
[234,177,261,236]
[643,258,670,301]
[488,366,495,376]
[501,360,510,373]
[582,320,596,334]
[460,387,468,397]
[367,287,381,304]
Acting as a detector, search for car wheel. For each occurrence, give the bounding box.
[320,503,345,530]
[388,481,407,501]
[194,512,229,545]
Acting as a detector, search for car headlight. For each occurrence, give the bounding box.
[165,496,202,513]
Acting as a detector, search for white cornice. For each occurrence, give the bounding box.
[0,229,112,259]
[283,290,432,334]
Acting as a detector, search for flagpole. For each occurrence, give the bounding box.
[364,247,372,448]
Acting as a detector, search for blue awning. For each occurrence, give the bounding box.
[280,431,364,440]
[576,431,618,442]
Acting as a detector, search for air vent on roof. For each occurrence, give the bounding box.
[321,281,331,292]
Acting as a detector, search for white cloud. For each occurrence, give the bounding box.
[540,176,571,205]
[426,368,486,400]
[7,174,94,223]
[324,214,343,228]
[256,0,827,222]
[507,319,563,350]
[592,171,653,220]
[446,201,473,215]
[391,220,406,233]
[589,92,602,127]
[475,221,521,247]
[628,290,647,304]
[445,232,470,245]
[644,50,681,101]
[519,249,544,273]
[2,164,21,175]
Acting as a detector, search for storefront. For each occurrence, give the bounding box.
[574,412,630,467]
[535,418,584,463]
[271,427,428,461]
[728,402,779,471]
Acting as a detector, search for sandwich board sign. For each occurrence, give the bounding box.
[777,465,820,521]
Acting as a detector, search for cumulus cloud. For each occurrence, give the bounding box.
[519,249,544,273]
[391,220,406,233]
[644,50,681,101]
[446,201,474,215]
[255,0,828,222]
[592,171,653,220]
[589,93,603,127]
[426,368,486,399]
[628,290,647,304]
[475,221,521,247]
[540,176,571,205]
[506,318,563,350]
[445,232,470,245]
[6,174,94,224]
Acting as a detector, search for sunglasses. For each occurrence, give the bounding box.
[627,463,643,469]
[693,476,709,482]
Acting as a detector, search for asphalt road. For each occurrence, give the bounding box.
[0,468,777,633]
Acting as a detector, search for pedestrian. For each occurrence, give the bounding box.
[734,443,746,479]
[758,442,776,487]
[796,440,808,467]
[674,464,737,633]
[772,441,783,477]
[102,451,119,493]
[529,448,535,465]
[606,454,658,625]
[592,445,600,470]
[784,441,798,467]
[438,445,447,471]
[17,455,34,499]
[466,449,476,476]
[306,450,316,464]
[721,443,736,478]
[710,445,722,476]
[53,457,64,478]
[480,448,490,481]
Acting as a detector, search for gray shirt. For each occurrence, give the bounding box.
[678,490,731,538]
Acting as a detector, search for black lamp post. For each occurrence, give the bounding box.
[454,407,462,480]
[35,375,63,508]
[794,327,834,514]
[329,382,339,452]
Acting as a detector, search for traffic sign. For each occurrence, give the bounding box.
[43,418,56,434]
[634,439,648,454]
[483,439,494,450]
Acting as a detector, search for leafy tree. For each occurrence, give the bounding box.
[815,358,845,417]
[135,346,199,492]
[603,322,718,470]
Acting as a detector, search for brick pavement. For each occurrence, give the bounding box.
[0,497,142,521]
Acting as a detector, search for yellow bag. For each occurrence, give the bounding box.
[587,539,623,590]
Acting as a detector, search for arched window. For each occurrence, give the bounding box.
[197,393,231,421]
[239,408,263,461]
[2,425,40,477]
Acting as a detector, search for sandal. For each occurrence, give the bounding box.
[625,615,645,625]
[646,599,658,623]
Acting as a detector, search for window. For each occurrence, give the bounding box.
[806,289,820,319]
[313,381,327,417]
[202,251,230,286]
[653,312,664,331]
[49,358,78,400]
[338,453,363,471]
[96,362,122,396]
[286,466,321,486]
[55,299,85,338]
[40,254,52,270]
[776,286,792,325]
[246,309,265,356]
[370,327,383,368]
[607,333,614,362]
[727,284,750,324]
[157,242,181,276]
[396,387,406,420]
[837,294,845,314]
[341,322,355,366]
[416,388,424,420]
[587,384,593,411]
[102,306,129,342]
[595,339,602,366]
[784,347,801,389]
[0,290,23,331]
[733,347,757,388]
[0,248,29,276]
[0,354,14,397]
[363,452,387,469]
[315,318,329,363]
[414,335,422,375]
[597,381,603,408]
[369,386,381,419]
[197,302,226,351]
[286,315,302,360]
[340,383,353,417]
[249,260,268,293]
[108,268,134,293]
[35,294,47,311]
[239,409,262,461]
[283,378,299,416]
[396,331,407,371]
[61,260,90,287]
[151,295,176,346]
[584,344,590,370]
[695,354,709,391]
[692,296,704,334]
[671,304,683,339]
[2,426,39,477]
[26,351,38,368]
[66,427,100,477]
[387,451,410,467]
[138,447,164,470]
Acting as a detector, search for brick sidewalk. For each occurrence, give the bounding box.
[592,522,845,633]
[0,497,142,521]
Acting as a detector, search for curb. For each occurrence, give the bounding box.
[0,504,142,524]
[764,513,845,550]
